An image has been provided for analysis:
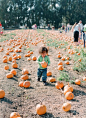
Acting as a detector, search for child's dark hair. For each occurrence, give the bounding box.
[39,46,48,54]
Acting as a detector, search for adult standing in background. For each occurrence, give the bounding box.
[72,22,80,45]
[0,22,2,35]
[78,20,83,39]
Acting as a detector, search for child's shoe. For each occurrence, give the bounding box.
[37,78,40,82]
[43,81,48,86]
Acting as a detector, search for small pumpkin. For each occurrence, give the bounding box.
[49,77,56,82]
[27,58,31,61]
[23,81,30,88]
[62,102,71,112]
[55,81,64,89]
[32,56,37,61]
[64,83,73,92]
[11,69,17,76]
[6,73,13,79]
[19,81,24,87]
[36,103,46,115]
[75,79,81,85]
[0,89,5,98]
[12,63,18,68]
[57,54,61,58]
[41,61,47,68]
[4,65,9,70]
[83,76,86,81]
[8,56,12,61]
[58,61,63,65]
[47,71,52,76]
[65,61,69,65]
[65,92,74,100]
[3,58,8,63]
[61,57,65,61]
[10,112,20,118]
[22,69,29,75]
[21,74,29,80]
[58,65,63,71]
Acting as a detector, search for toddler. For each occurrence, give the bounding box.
[37,46,50,86]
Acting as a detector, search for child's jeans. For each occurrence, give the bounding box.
[37,68,47,82]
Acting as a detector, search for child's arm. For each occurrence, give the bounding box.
[47,56,50,66]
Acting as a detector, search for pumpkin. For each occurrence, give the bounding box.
[11,69,17,76]
[4,65,9,70]
[0,89,5,98]
[8,56,12,61]
[58,61,63,65]
[49,77,56,82]
[64,83,73,92]
[30,51,33,54]
[64,87,72,95]
[3,58,8,63]
[19,81,24,87]
[21,74,29,80]
[10,112,20,118]
[36,103,46,115]
[65,92,74,100]
[62,102,71,112]
[22,69,29,75]
[57,54,61,58]
[41,61,47,68]
[12,59,16,63]
[6,73,13,79]
[75,79,81,85]
[55,81,64,89]
[12,63,18,68]
[23,81,30,88]
[47,71,52,76]
[83,76,86,81]
[32,56,37,61]
[61,57,65,61]
[58,65,63,71]
[65,61,69,65]
[27,58,31,61]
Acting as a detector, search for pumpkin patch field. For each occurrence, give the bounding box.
[0,29,86,118]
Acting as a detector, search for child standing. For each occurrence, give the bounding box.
[37,46,50,86]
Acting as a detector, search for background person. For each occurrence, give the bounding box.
[78,20,83,39]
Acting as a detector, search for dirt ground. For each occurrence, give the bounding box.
[0,29,86,118]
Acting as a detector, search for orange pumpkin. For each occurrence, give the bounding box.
[61,57,65,61]
[21,74,29,80]
[65,61,69,65]
[22,69,29,75]
[64,83,73,92]
[75,79,81,85]
[57,54,61,58]
[49,77,56,82]
[83,76,86,81]
[19,81,24,87]
[65,92,74,100]
[3,58,8,63]
[0,89,5,98]
[12,63,18,68]
[4,65,9,70]
[47,71,52,76]
[58,61,63,65]
[55,81,64,89]
[41,61,47,68]
[6,73,13,79]
[8,56,12,61]
[62,102,71,112]
[58,65,63,71]
[36,103,46,115]
[27,58,31,61]
[32,56,37,61]
[23,81,30,88]
[10,112,20,118]
[10,69,17,76]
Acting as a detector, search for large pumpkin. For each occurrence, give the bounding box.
[10,112,20,118]
[65,92,74,100]
[41,61,47,68]
[55,81,64,89]
[0,89,5,98]
[6,73,13,79]
[22,69,29,75]
[36,103,46,115]
[21,74,29,80]
[23,81,30,88]
[62,102,71,112]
